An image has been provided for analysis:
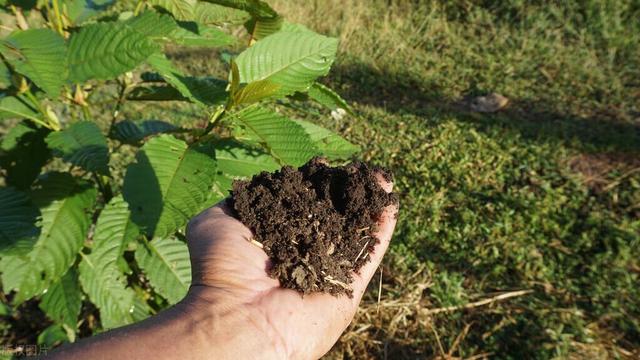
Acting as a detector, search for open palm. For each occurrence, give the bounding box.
[185,179,397,359]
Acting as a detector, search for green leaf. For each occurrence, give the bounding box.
[67,22,159,83]
[202,172,234,207]
[125,10,178,38]
[245,15,283,40]
[232,79,281,106]
[280,21,313,33]
[147,53,228,106]
[0,173,96,303]
[123,135,217,238]
[148,0,196,21]
[307,82,353,115]
[0,187,39,251]
[45,121,110,175]
[213,139,279,177]
[130,294,152,322]
[193,2,249,25]
[294,119,359,160]
[0,95,41,123]
[1,29,67,96]
[66,0,115,25]
[0,60,12,88]
[232,106,319,166]
[39,269,82,330]
[79,196,140,329]
[235,31,338,96]
[202,0,277,19]
[170,21,235,47]
[111,120,178,145]
[126,85,187,102]
[0,122,50,189]
[135,237,191,304]
[37,324,69,348]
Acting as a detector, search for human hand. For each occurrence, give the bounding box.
[184,175,398,359]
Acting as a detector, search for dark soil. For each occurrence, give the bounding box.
[229,157,398,296]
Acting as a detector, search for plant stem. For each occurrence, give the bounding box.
[51,0,65,36]
[93,173,113,203]
[24,89,59,130]
[134,0,145,16]
[110,80,128,131]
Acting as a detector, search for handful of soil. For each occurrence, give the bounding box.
[229,157,398,296]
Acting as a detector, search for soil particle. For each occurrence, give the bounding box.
[229,157,398,296]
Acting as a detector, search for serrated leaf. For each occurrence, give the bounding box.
[66,0,115,25]
[147,53,228,106]
[39,269,82,330]
[0,187,39,251]
[1,29,67,96]
[232,79,280,106]
[294,119,359,160]
[307,82,353,115]
[214,139,279,177]
[67,22,159,83]
[79,196,139,329]
[135,237,191,304]
[123,135,217,238]
[125,10,178,38]
[202,0,277,19]
[232,106,319,166]
[148,0,196,21]
[45,121,109,175]
[0,95,41,123]
[0,122,50,189]
[111,120,178,145]
[0,173,96,303]
[235,31,338,96]
[170,21,235,47]
[194,2,249,25]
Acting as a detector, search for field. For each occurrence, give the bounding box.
[251,1,640,358]
[1,0,639,358]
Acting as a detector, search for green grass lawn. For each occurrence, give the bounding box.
[253,1,639,358]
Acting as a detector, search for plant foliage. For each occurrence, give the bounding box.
[0,0,356,347]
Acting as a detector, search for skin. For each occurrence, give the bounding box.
[46,177,397,360]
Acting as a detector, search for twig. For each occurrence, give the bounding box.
[376,267,383,314]
[249,239,263,249]
[602,166,640,192]
[324,275,351,291]
[424,289,533,315]
[353,238,370,263]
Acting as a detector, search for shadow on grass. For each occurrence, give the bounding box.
[325,61,640,154]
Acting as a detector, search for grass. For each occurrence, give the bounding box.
[261,1,640,358]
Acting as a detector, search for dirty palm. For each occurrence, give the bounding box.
[0,0,360,348]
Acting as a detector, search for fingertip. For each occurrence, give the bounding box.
[374,171,394,193]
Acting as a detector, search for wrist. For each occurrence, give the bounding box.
[181,287,289,360]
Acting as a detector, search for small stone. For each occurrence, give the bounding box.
[470,93,509,113]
